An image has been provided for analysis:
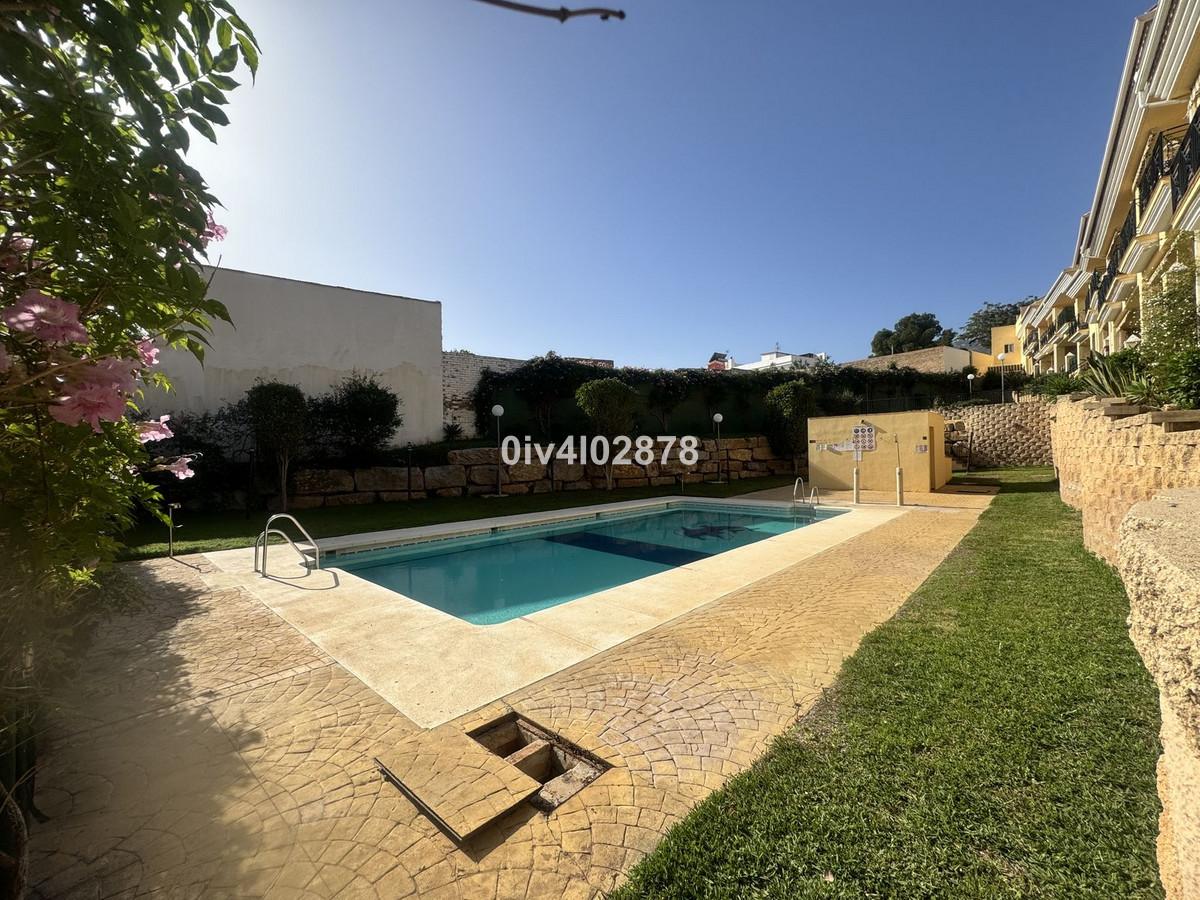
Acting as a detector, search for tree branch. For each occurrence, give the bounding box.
[471,0,625,22]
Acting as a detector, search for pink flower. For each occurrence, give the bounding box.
[2,290,89,344]
[0,237,33,272]
[164,457,195,479]
[48,381,128,432]
[137,415,173,444]
[136,339,159,367]
[201,214,228,246]
[78,357,138,395]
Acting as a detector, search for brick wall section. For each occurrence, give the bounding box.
[441,351,526,437]
[1119,491,1200,900]
[283,435,797,508]
[934,398,1053,467]
[1050,398,1200,564]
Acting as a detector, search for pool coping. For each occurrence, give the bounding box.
[313,495,827,557]
[202,498,910,728]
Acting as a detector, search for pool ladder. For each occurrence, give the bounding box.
[792,477,820,508]
[254,513,321,577]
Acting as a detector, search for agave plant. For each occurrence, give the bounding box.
[1077,352,1160,406]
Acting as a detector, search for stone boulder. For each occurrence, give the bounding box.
[469,465,499,486]
[424,465,467,490]
[355,467,423,493]
[506,463,547,482]
[293,469,354,494]
[448,447,498,466]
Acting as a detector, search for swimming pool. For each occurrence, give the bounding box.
[333,501,844,625]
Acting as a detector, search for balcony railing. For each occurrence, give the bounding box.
[1137,125,1188,213]
[1171,105,1200,205]
[1087,110,1200,315]
[1056,307,1076,331]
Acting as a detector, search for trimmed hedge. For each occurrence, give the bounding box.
[472,354,1023,440]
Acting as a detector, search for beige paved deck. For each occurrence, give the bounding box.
[203,502,905,727]
[30,500,986,899]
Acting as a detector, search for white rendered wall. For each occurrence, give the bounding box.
[146,268,443,444]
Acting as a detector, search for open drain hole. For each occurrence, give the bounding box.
[469,712,611,812]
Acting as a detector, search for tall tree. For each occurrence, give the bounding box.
[870,313,955,356]
[958,300,1028,349]
[575,377,639,490]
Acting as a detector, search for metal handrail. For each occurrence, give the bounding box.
[808,485,821,506]
[254,513,321,577]
[792,477,806,505]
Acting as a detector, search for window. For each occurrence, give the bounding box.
[1003,343,1015,354]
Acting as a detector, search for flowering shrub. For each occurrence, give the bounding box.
[0,2,258,881]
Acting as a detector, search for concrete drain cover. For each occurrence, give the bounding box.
[468,712,611,812]
[374,723,540,842]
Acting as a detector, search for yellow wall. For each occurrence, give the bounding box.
[807,411,949,493]
[990,324,1020,364]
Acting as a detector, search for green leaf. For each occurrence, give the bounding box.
[196,81,227,104]
[179,48,199,80]
[167,121,190,151]
[213,46,239,73]
[152,49,180,84]
[217,18,233,49]
[208,73,240,90]
[236,33,259,78]
[228,13,260,48]
[194,101,229,126]
[187,112,217,142]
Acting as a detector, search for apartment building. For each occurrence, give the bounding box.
[1019,2,1200,374]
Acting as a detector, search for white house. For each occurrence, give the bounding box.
[147,268,444,444]
[732,347,829,371]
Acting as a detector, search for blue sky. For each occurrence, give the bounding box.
[192,0,1142,367]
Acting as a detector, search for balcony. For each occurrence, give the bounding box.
[1137,126,1187,214]
[1171,104,1200,207]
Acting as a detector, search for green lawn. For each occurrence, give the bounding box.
[120,474,797,559]
[613,467,1163,900]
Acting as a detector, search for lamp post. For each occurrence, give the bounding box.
[491,404,505,497]
[406,441,414,501]
[712,412,725,484]
[996,353,1007,402]
[967,372,975,399]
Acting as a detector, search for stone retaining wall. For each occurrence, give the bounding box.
[1050,397,1200,899]
[1118,491,1200,900]
[285,436,796,508]
[934,398,1053,468]
[1050,397,1200,564]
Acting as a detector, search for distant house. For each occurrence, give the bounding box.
[732,348,828,371]
[707,352,732,371]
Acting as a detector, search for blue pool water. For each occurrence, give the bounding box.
[334,502,842,625]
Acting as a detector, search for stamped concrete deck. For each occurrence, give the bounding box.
[30,497,988,899]
[203,501,905,727]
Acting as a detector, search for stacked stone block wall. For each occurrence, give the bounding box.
[933,398,1053,467]
[1050,398,1200,899]
[1119,492,1200,900]
[284,435,796,508]
[1050,398,1200,564]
